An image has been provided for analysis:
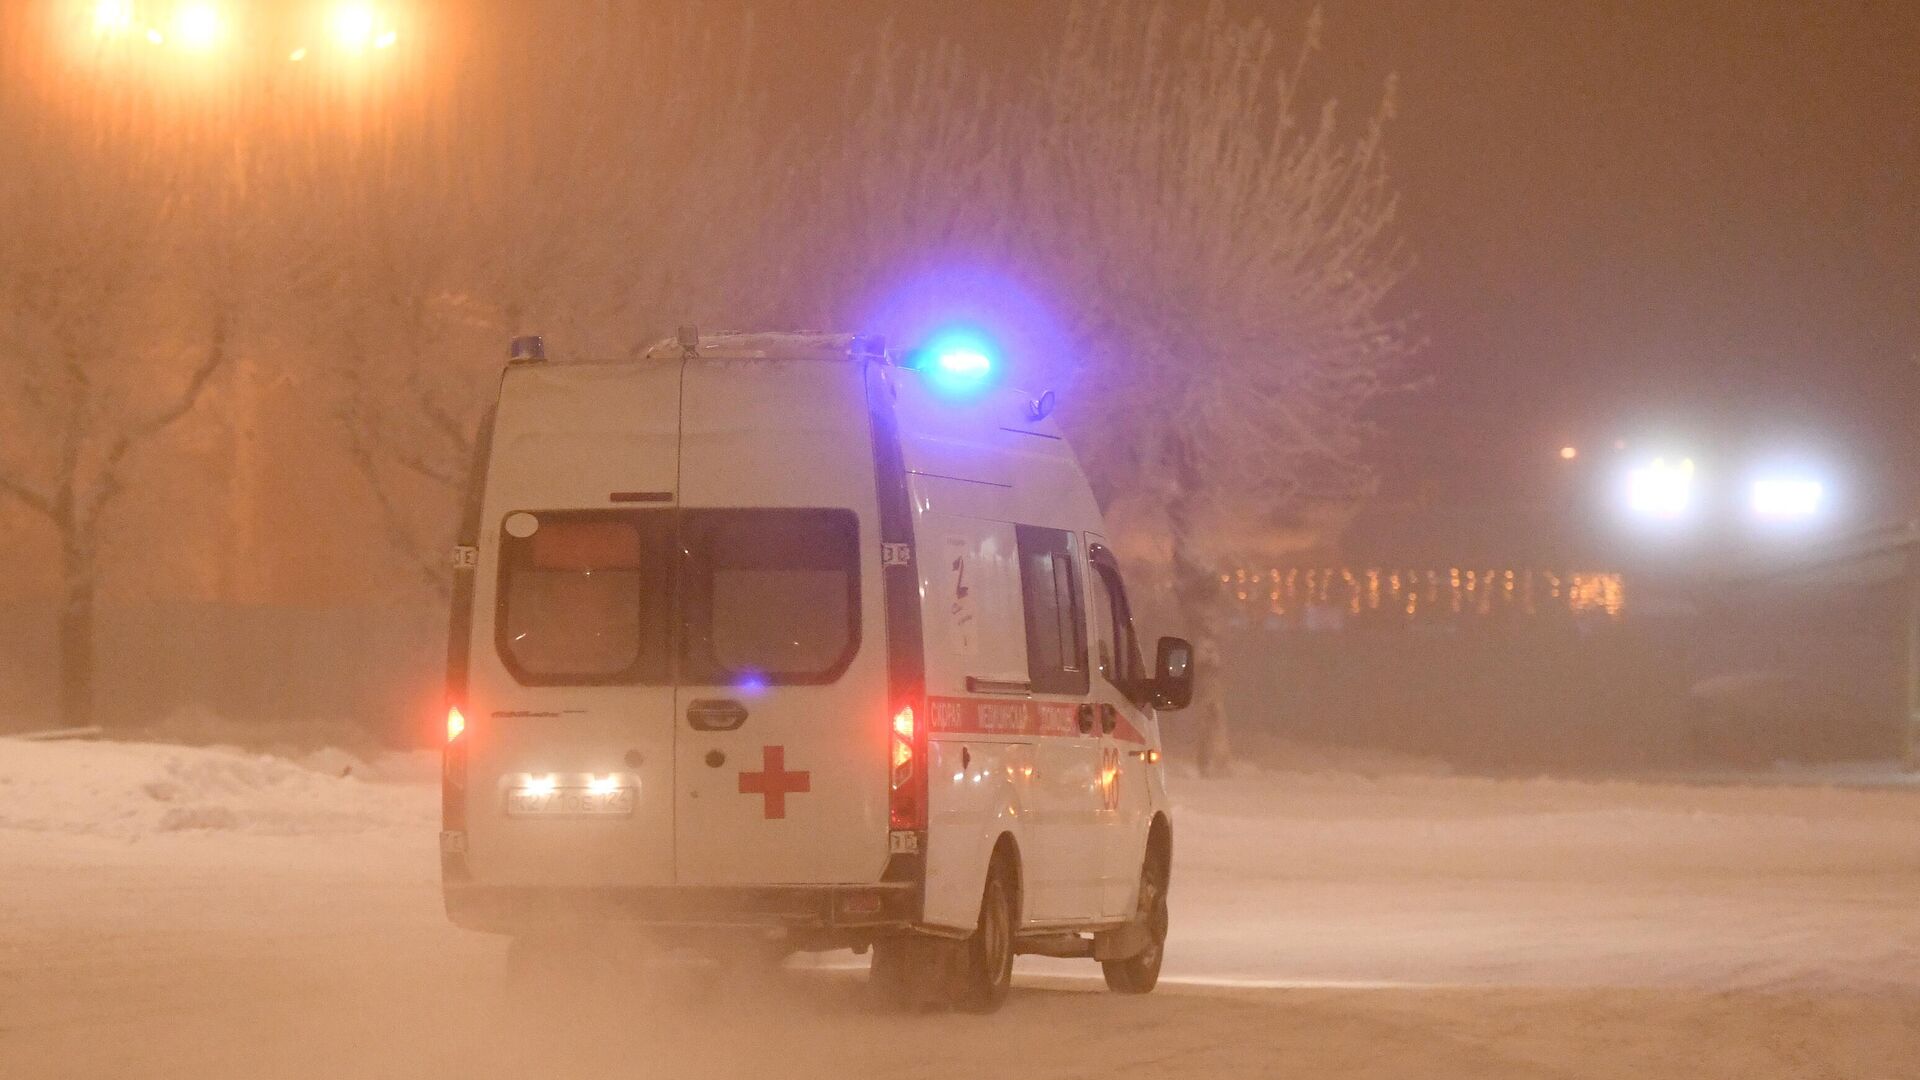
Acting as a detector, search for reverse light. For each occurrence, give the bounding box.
[446,705,466,742]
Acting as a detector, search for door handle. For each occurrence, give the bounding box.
[1076,703,1097,735]
[687,699,748,731]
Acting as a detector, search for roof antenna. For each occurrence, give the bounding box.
[676,325,699,360]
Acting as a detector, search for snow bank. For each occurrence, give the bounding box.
[0,738,434,838]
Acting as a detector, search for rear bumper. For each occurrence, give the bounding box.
[443,882,919,938]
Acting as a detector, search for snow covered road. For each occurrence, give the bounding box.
[3,740,1918,1078]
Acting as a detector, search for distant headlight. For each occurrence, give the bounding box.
[1749,476,1824,522]
[1625,457,1695,520]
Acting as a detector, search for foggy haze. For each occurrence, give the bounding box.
[2,4,1916,1078]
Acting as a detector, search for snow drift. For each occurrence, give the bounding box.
[0,738,433,838]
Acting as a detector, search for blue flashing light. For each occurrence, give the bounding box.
[917,332,997,395]
[935,347,991,378]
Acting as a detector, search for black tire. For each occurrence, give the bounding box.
[1102,850,1169,994]
[954,855,1017,1013]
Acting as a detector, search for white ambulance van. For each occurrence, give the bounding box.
[441,330,1194,1012]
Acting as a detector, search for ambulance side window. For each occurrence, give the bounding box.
[1088,546,1145,697]
[1015,525,1088,696]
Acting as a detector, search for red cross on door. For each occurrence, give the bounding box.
[738,745,811,819]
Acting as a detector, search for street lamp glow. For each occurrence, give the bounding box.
[330,4,378,50]
[1749,476,1824,522]
[173,4,222,50]
[94,1,133,33]
[1626,457,1695,520]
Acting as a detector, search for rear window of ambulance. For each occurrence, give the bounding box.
[497,513,671,684]
[679,509,860,685]
[494,508,860,687]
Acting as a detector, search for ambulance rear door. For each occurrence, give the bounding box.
[671,358,890,886]
[461,360,683,889]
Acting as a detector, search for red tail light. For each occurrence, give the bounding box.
[890,705,914,781]
[442,702,469,832]
[888,703,925,830]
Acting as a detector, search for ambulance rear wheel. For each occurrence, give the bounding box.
[1101,852,1169,994]
[954,856,1017,1013]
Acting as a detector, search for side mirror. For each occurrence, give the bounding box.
[1149,636,1194,711]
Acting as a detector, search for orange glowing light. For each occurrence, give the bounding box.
[1559,445,1578,460]
[174,4,222,50]
[446,705,466,742]
[330,4,377,50]
[94,1,133,33]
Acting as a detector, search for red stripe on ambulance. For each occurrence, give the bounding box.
[926,696,1148,744]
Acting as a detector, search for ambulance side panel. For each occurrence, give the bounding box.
[916,512,1031,931]
[895,373,1110,932]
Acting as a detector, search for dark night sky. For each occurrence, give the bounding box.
[1316,0,1920,515]
[744,1,1920,517]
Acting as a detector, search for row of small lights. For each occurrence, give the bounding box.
[1223,567,1627,618]
[92,2,398,57]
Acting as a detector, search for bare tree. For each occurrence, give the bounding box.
[1031,5,1413,773]
[328,5,770,595]
[783,3,1414,772]
[0,76,240,727]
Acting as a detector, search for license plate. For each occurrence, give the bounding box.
[505,787,637,817]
